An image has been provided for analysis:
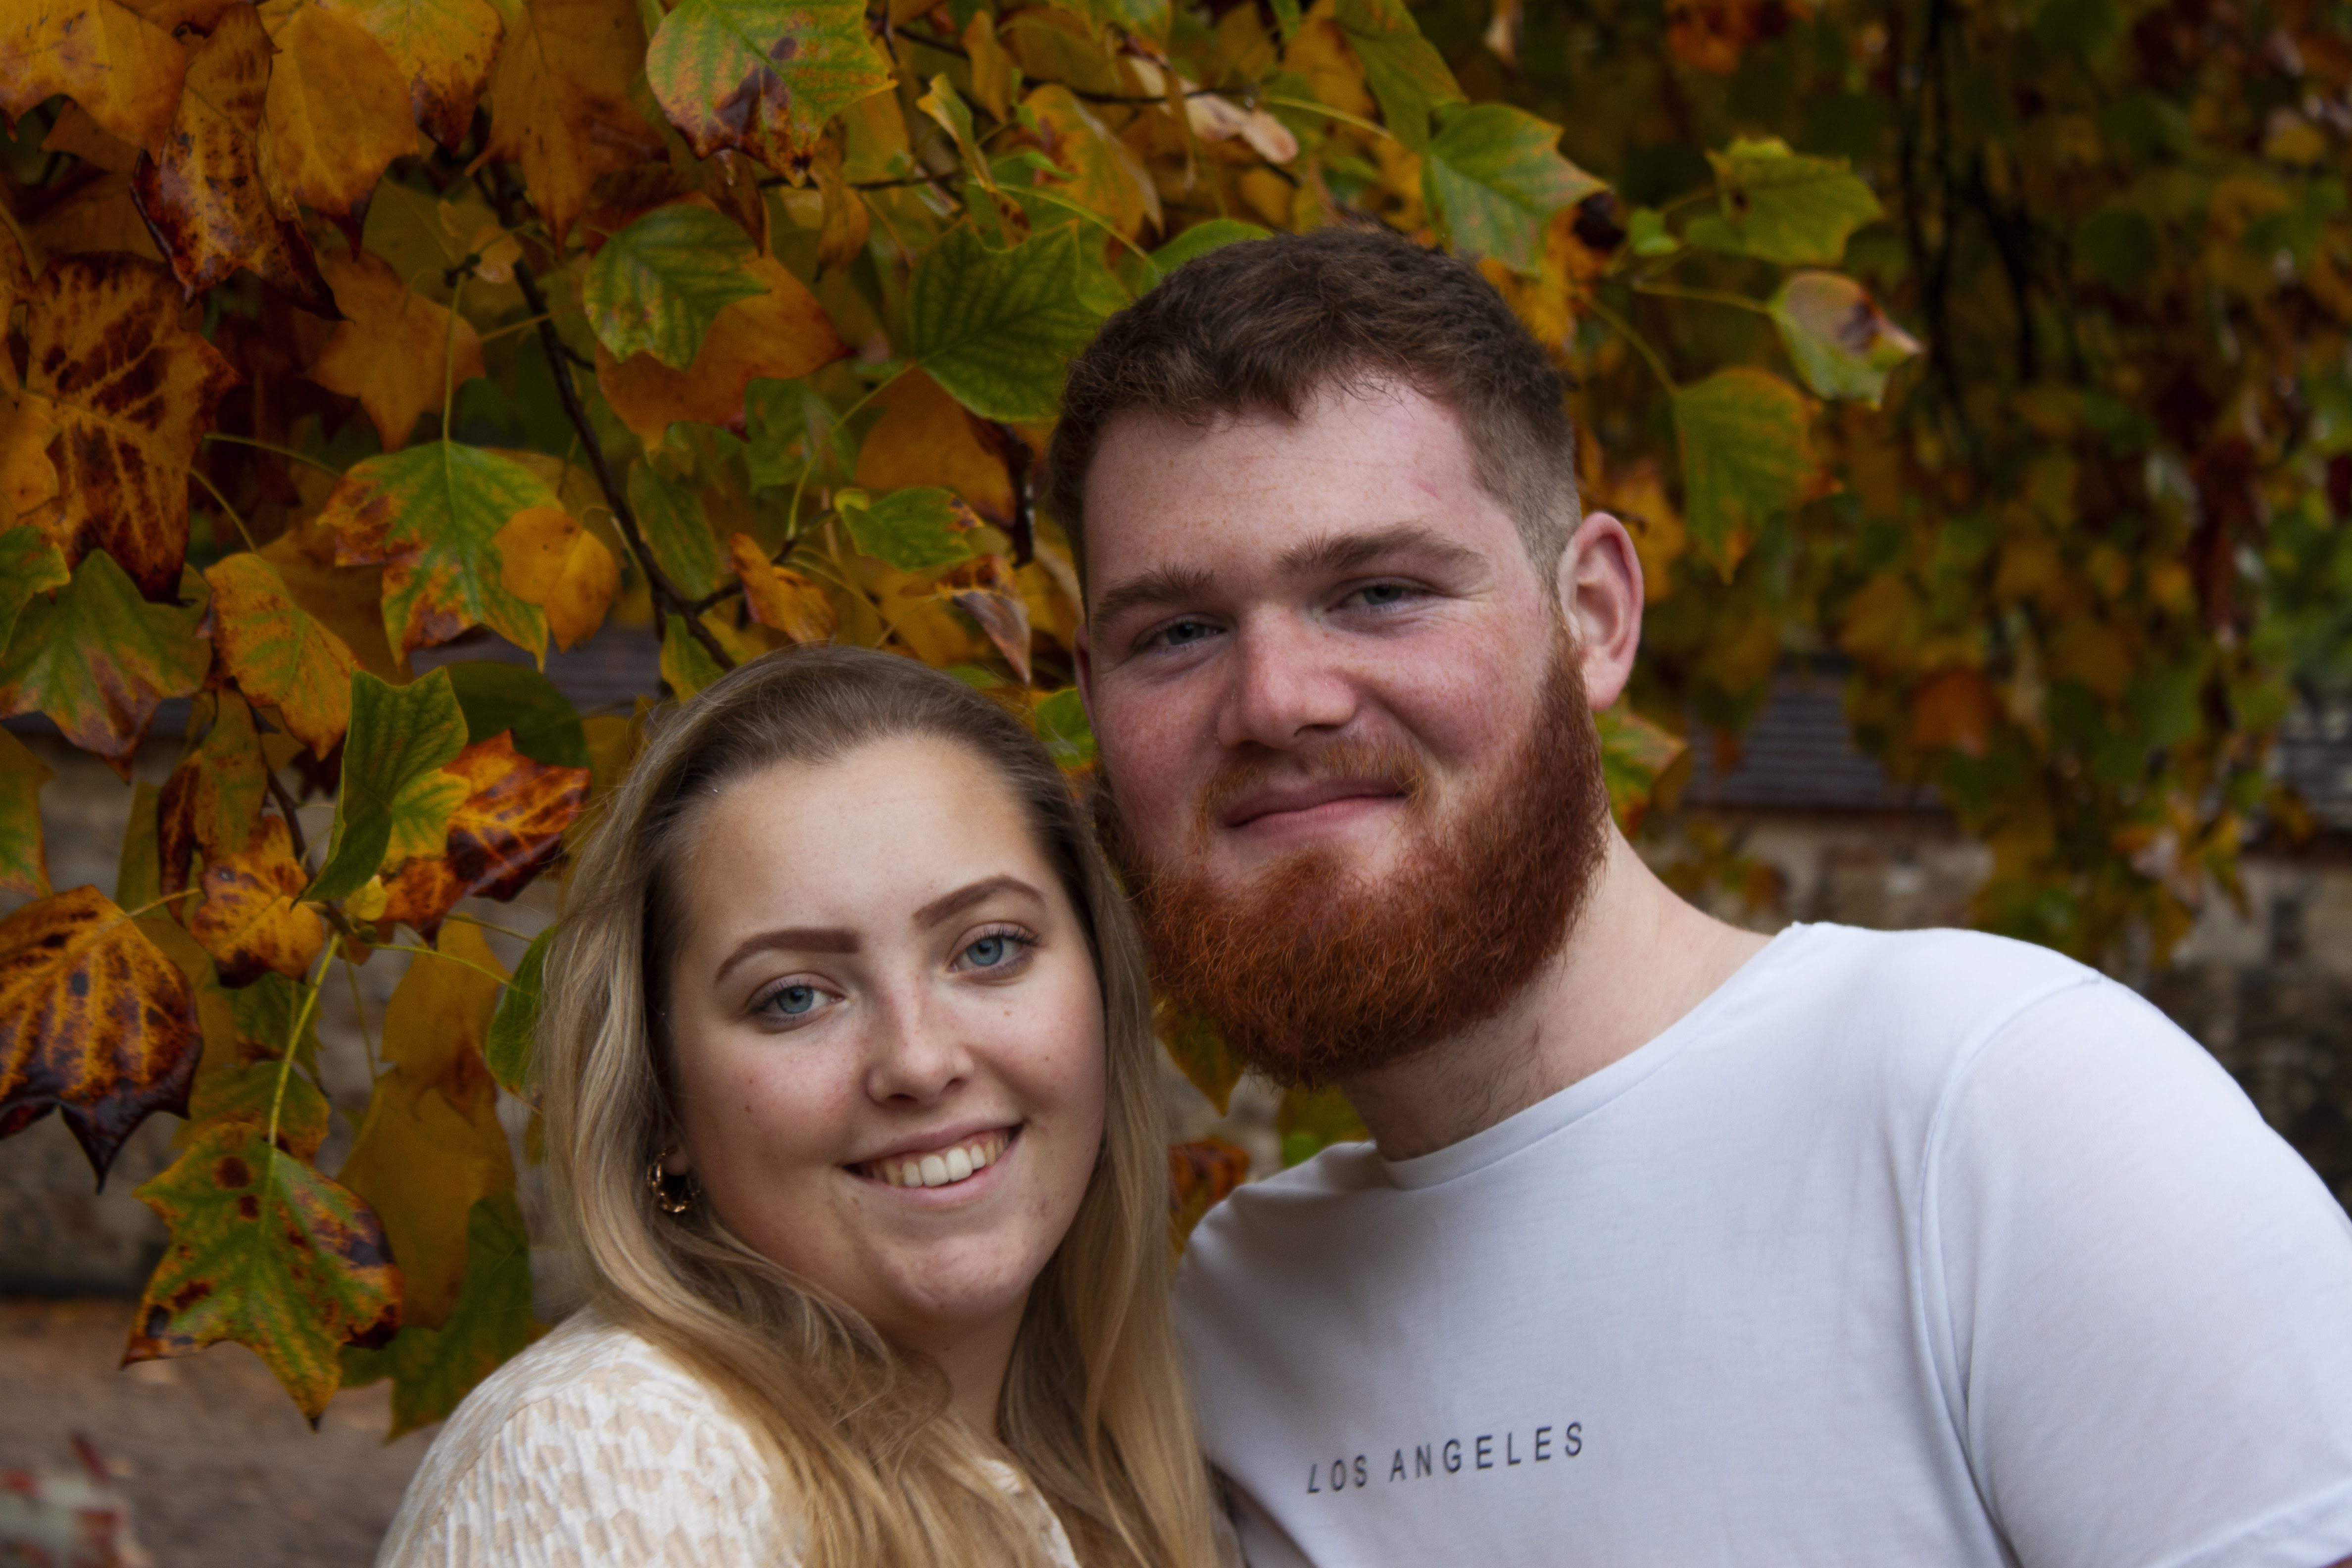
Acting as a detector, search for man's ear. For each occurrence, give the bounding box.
[1559,511,1643,710]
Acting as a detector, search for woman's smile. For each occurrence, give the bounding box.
[850,1125,1019,1192]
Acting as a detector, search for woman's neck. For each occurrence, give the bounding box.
[897,1295,1029,1438]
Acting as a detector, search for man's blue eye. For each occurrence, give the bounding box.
[1358,584,1409,606]
[772,985,817,1015]
[1160,620,1214,646]
[964,934,1012,967]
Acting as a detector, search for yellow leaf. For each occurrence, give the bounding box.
[1026,84,1155,237]
[127,4,337,316]
[728,533,836,643]
[257,511,406,683]
[338,921,512,1330]
[481,0,662,248]
[809,137,870,276]
[0,729,53,898]
[39,101,141,173]
[309,246,486,451]
[0,0,190,155]
[0,390,61,535]
[595,254,847,440]
[851,370,1017,527]
[963,10,1017,120]
[259,0,420,219]
[494,505,619,650]
[203,552,362,755]
[188,814,330,985]
[23,172,165,263]
[323,0,504,149]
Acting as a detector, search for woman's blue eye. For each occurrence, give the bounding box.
[771,985,818,1016]
[964,934,1013,967]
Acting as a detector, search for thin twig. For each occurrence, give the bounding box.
[1631,280,1774,315]
[201,432,344,479]
[187,466,259,553]
[263,768,309,863]
[1584,296,1676,392]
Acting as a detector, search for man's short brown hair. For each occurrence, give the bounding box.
[1045,225,1580,589]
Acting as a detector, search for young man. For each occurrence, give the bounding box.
[1053,227,2352,1568]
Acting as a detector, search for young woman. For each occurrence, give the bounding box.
[378,647,1225,1568]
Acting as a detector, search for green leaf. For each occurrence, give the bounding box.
[1626,207,1677,256]
[1033,687,1096,768]
[127,1121,401,1421]
[906,225,1105,423]
[225,972,326,1070]
[1334,0,1462,151]
[0,727,52,898]
[442,662,591,770]
[583,204,766,370]
[1118,218,1272,294]
[744,380,856,492]
[0,526,71,654]
[309,669,468,904]
[839,487,982,572]
[1697,137,1882,266]
[341,1191,539,1439]
[186,1055,332,1157]
[486,924,553,1099]
[644,0,893,165]
[1422,104,1604,273]
[1767,271,1922,406]
[1164,1008,1240,1114]
[323,441,555,661]
[662,614,727,698]
[0,554,209,765]
[1671,367,1819,576]
[1595,703,1686,831]
[628,462,727,600]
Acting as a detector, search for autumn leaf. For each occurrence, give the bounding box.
[442,661,589,768]
[0,392,62,538]
[1025,85,1155,238]
[337,920,511,1328]
[1691,136,1881,266]
[129,5,338,317]
[1163,1007,1241,1113]
[595,254,847,441]
[905,225,1103,424]
[340,1190,538,1435]
[1422,104,1604,273]
[851,371,1016,528]
[482,925,551,1101]
[583,201,765,370]
[1595,702,1686,832]
[0,0,190,156]
[308,668,467,904]
[188,814,328,986]
[1671,367,1821,575]
[729,533,836,643]
[126,1118,401,1419]
[1910,668,2000,758]
[377,733,589,938]
[18,254,240,600]
[482,0,662,247]
[661,613,726,698]
[839,486,982,572]
[257,510,405,683]
[183,979,331,1156]
[1768,271,1921,407]
[322,441,555,658]
[1171,1135,1250,1241]
[0,553,211,772]
[0,729,53,898]
[0,885,204,1183]
[327,0,502,148]
[257,0,418,220]
[204,552,361,755]
[494,506,618,651]
[810,135,871,274]
[0,527,71,653]
[938,554,1031,682]
[158,693,270,898]
[308,245,485,451]
[1666,0,1802,74]
[643,0,893,175]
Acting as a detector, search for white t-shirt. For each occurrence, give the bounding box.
[1173,924,2352,1568]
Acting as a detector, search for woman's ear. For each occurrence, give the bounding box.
[1558,511,1643,710]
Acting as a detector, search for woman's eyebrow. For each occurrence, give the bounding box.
[912,875,1045,930]
[714,927,858,984]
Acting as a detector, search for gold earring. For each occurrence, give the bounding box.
[646,1154,696,1215]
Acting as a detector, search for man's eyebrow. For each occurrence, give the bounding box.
[912,875,1045,929]
[1089,564,1216,629]
[1277,523,1484,578]
[715,927,858,984]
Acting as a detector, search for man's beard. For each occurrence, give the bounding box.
[1101,634,1612,1088]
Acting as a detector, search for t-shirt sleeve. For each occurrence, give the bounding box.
[1924,978,2352,1568]
[379,1380,794,1568]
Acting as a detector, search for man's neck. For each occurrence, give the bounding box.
[1336,831,1772,1161]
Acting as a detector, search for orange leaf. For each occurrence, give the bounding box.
[40,101,142,173]
[938,554,1031,683]
[18,255,239,600]
[128,4,337,317]
[258,0,419,220]
[257,510,405,682]
[0,389,61,535]
[494,505,618,650]
[158,692,270,900]
[1666,0,1806,74]
[0,884,203,1184]
[728,533,836,644]
[377,733,589,939]
[325,0,503,149]
[1908,668,1999,758]
[308,247,483,450]
[0,0,190,156]
[481,0,662,248]
[23,172,166,263]
[595,254,848,440]
[203,552,361,754]
[851,369,1017,527]
[1170,1135,1251,1242]
[189,814,328,985]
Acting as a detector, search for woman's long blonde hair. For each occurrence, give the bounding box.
[539,646,1220,1568]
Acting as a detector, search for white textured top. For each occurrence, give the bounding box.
[376,1309,1081,1568]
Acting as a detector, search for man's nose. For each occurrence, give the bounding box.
[1217,613,1358,751]
[861,985,973,1105]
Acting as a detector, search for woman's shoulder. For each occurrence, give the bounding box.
[376,1310,797,1568]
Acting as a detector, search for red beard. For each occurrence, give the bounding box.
[1103,639,1610,1088]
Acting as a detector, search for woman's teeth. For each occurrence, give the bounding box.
[869,1130,1010,1189]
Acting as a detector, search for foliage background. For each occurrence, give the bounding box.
[0,0,2346,1430]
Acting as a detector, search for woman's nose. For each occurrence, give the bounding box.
[860,984,975,1104]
